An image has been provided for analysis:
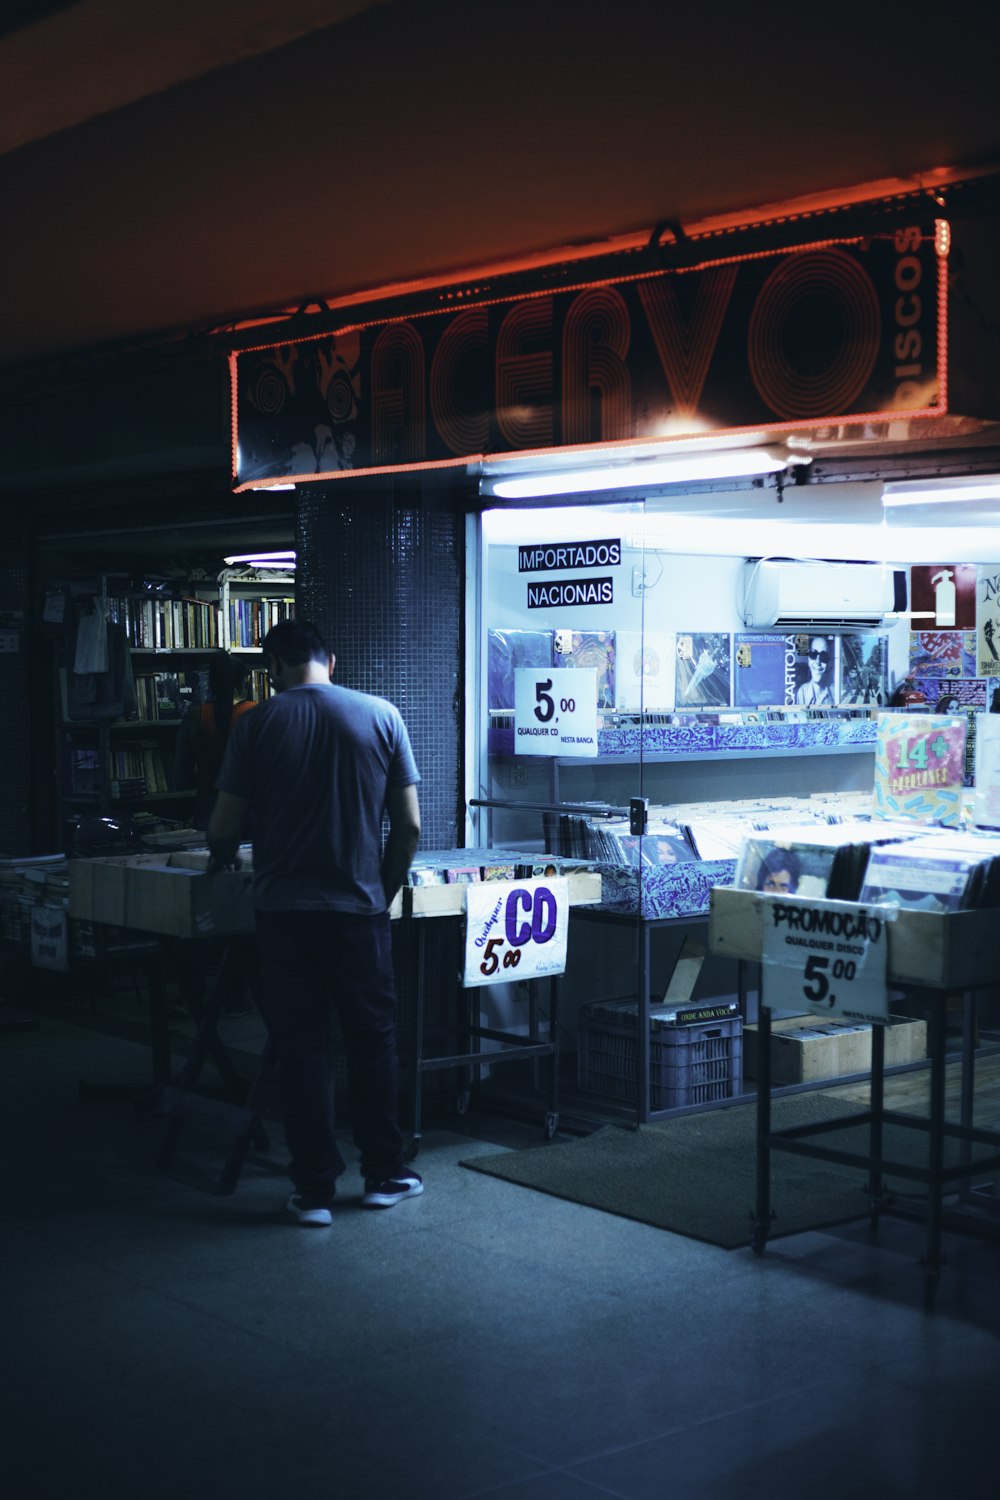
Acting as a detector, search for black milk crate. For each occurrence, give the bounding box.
[577,999,743,1109]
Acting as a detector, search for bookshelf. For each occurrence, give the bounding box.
[54,565,295,829]
[218,567,295,652]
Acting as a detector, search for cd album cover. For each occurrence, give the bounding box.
[675,632,731,707]
[790,633,837,706]
[614,630,674,711]
[859,844,979,912]
[733,633,795,708]
[909,630,977,678]
[837,634,887,706]
[910,678,997,712]
[733,832,838,899]
[554,629,616,708]
[487,628,553,710]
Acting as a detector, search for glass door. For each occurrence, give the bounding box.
[472,498,649,1121]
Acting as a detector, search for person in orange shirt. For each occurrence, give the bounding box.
[173,652,259,1019]
[175,652,258,829]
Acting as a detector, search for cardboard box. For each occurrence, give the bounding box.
[69,847,406,932]
[410,868,601,918]
[743,1013,927,1083]
[68,852,255,939]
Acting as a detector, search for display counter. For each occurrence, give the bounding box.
[708,886,1000,1308]
[67,849,603,1165]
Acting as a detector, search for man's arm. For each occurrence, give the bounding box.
[207,790,248,870]
[382,783,421,904]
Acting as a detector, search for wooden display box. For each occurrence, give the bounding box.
[409,868,602,918]
[708,885,1000,990]
[69,851,255,939]
[743,1014,927,1083]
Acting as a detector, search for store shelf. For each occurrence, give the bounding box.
[489,719,878,761]
[555,743,876,767]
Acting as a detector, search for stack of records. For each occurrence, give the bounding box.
[584,819,697,867]
[859,829,1000,912]
[406,849,591,886]
[733,820,919,902]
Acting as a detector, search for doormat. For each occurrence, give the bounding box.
[461,1093,950,1249]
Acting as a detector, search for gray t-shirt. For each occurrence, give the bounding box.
[216,681,420,914]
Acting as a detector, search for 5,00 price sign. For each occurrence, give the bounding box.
[464,877,569,988]
[514,667,598,757]
[760,896,890,1025]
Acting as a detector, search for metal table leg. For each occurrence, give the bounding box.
[410,921,427,1155]
[868,1019,885,1232]
[636,920,651,1124]
[752,974,773,1254]
[923,994,947,1311]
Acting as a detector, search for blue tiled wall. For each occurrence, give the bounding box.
[296,480,466,1103]
[297,481,464,850]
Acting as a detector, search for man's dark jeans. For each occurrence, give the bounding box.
[254,908,405,1202]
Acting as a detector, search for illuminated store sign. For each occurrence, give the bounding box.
[518,540,622,572]
[233,222,944,489]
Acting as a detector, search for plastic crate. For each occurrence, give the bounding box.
[577,1000,743,1109]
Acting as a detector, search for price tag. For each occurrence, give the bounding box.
[760,895,890,1024]
[514,667,598,757]
[463,877,569,988]
[30,903,69,973]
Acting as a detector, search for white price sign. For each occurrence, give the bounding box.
[760,895,890,1025]
[463,877,569,988]
[514,667,598,757]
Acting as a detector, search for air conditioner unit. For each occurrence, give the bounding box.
[741,560,906,631]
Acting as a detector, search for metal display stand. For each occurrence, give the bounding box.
[569,906,713,1124]
[709,887,1000,1310]
[408,913,562,1152]
[150,943,277,1195]
[70,857,602,1182]
[405,872,603,1151]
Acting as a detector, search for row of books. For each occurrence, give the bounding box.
[106,594,222,651]
[63,742,171,796]
[109,743,171,794]
[227,596,295,649]
[132,670,209,721]
[0,855,70,938]
[487,627,896,712]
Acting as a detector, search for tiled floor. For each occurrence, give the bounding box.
[3,1002,999,1500]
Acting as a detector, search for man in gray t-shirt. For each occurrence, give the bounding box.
[208,619,422,1226]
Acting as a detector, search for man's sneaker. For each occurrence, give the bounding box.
[286,1193,333,1227]
[362,1171,424,1208]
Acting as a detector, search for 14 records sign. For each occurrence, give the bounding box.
[760,896,890,1024]
[463,877,570,988]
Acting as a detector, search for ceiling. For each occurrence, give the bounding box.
[3,0,1000,379]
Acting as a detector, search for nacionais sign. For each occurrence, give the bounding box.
[233,222,943,488]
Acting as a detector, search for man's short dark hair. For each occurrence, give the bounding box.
[262,619,330,667]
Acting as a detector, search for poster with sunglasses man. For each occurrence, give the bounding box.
[793,633,837,706]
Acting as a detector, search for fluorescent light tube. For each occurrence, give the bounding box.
[487,449,799,499]
[223,550,297,566]
[882,477,1000,508]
